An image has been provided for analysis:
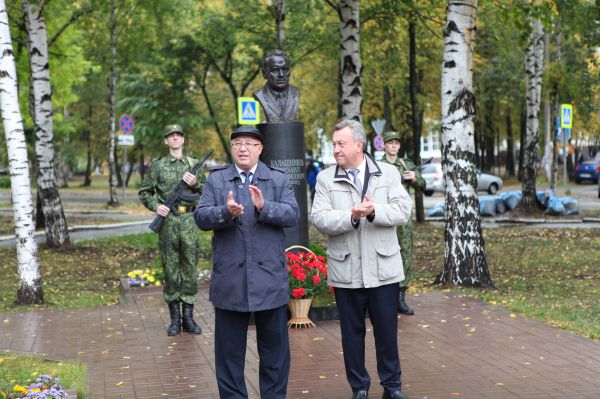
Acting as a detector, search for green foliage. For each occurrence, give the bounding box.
[0,176,10,188]
[0,355,88,399]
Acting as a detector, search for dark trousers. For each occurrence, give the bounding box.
[214,305,290,399]
[334,283,402,393]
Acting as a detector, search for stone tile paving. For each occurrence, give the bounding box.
[1,286,599,398]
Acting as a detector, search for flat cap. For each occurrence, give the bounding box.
[163,124,184,137]
[382,131,401,143]
[230,125,263,143]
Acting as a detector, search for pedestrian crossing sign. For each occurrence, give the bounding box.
[237,97,260,125]
[560,104,573,128]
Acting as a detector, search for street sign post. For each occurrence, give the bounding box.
[237,97,260,125]
[118,114,135,202]
[373,135,384,151]
[370,119,386,135]
[560,104,573,193]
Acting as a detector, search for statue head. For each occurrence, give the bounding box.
[261,49,291,92]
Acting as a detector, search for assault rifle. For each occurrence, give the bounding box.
[148,150,213,233]
[401,157,433,182]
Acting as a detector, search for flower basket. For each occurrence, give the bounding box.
[288,297,315,328]
[286,245,330,328]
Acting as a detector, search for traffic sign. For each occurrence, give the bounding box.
[237,97,260,125]
[371,119,386,135]
[373,135,384,151]
[560,104,573,128]
[119,114,135,134]
[118,135,135,146]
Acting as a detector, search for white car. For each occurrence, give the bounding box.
[421,163,503,195]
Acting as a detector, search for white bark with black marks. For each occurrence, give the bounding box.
[338,0,362,122]
[23,0,70,247]
[0,0,44,304]
[108,0,118,205]
[438,0,493,288]
[522,17,544,210]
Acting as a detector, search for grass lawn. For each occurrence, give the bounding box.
[408,223,600,341]
[0,231,213,313]
[0,354,87,398]
[1,224,598,341]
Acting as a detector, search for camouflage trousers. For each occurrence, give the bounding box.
[158,212,199,304]
[397,220,414,289]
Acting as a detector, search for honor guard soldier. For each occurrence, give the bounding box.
[138,124,205,336]
[381,131,426,315]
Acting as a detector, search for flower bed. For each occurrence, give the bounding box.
[1,374,73,399]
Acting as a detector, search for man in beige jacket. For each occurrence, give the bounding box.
[311,119,412,399]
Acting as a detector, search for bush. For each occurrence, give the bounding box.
[0,176,10,188]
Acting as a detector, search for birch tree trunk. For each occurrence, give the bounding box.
[273,0,285,49]
[0,0,44,304]
[107,0,118,205]
[522,17,544,210]
[23,0,69,247]
[338,0,362,122]
[438,0,493,288]
[542,31,551,181]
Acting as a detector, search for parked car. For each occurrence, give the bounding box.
[574,159,600,184]
[421,163,503,195]
[422,163,443,196]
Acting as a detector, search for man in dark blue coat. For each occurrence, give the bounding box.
[194,125,299,399]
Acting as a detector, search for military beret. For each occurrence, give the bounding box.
[230,125,264,143]
[163,124,184,137]
[382,131,401,143]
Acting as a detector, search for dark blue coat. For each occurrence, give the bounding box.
[194,161,299,312]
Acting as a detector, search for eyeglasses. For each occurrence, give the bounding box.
[231,142,262,149]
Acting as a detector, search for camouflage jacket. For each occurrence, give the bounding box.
[138,154,205,212]
[381,155,426,193]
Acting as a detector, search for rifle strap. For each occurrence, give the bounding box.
[186,156,197,172]
[398,158,407,171]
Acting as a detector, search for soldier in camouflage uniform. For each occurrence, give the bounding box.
[138,124,205,336]
[381,131,426,315]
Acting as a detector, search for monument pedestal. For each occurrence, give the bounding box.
[258,122,308,249]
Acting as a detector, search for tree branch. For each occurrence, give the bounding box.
[48,6,94,48]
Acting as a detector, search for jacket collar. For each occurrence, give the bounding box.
[333,152,382,183]
[223,161,271,181]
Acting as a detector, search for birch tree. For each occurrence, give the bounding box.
[23,0,70,247]
[326,0,362,122]
[437,0,493,288]
[0,0,44,304]
[271,0,285,49]
[107,0,118,205]
[522,16,544,210]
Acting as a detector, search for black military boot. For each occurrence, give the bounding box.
[167,301,182,336]
[398,288,414,315]
[181,303,202,334]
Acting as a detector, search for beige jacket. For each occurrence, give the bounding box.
[311,153,412,289]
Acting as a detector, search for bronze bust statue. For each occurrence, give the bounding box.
[253,49,299,123]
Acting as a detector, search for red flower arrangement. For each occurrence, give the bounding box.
[286,251,330,299]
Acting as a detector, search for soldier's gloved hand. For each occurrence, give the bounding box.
[157,204,171,217]
[183,172,197,187]
[227,191,244,217]
[402,171,416,182]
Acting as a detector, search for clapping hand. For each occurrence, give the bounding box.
[226,191,244,217]
[351,194,375,219]
[248,185,264,211]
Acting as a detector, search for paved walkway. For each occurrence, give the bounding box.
[2,287,599,399]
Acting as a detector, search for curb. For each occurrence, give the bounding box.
[0,220,151,242]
